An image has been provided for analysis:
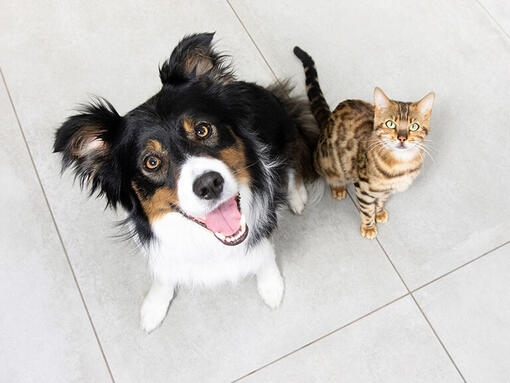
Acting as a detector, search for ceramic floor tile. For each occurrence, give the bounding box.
[414,244,510,382]
[0,80,111,382]
[477,0,510,35]
[230,0,510,288]
[240,296,462,383]
[0,1,406,381]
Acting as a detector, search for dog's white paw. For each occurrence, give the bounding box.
[140,294,170,333]
[298,183,308,205]
[289,194,305,214]
[287,171,307,214]
[257,272,284,309]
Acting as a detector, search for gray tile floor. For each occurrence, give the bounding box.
[1,1,509,382]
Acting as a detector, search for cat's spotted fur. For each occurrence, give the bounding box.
[294,47,435,239]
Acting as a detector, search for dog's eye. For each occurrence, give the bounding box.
[145,155,161,170]
[194,122,211,139]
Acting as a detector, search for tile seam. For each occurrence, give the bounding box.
[232,293,410,382]
[225,0,279,82]
[0,67,116,383]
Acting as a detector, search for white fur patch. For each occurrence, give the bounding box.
[287,169,306,214]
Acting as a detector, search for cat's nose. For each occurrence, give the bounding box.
[398,135,407,142]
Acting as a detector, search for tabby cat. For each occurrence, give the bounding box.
[294,47,435,239]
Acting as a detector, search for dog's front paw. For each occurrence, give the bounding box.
[140,295,170,333]
[288,188,306,214]
[257,272,284,309]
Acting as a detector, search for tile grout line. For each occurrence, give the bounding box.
[232,293,410,382]
[225,0,279,82]
[234,188,508,381]
[411,239,510,294]
[347,192,510,296]
[0,68,116,383]
[474,0,510,43]
[345,192,467,382]
[374,239,467,383]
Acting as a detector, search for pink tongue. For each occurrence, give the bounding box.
[204,197,241,236]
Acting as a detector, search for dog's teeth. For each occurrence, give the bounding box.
[216,219,247,244]
[215,233,226,241]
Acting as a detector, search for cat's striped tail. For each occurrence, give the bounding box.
[293,46,331,130]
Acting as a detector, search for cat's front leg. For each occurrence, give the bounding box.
[355,184,378,239]
[375,193,391,223]
[360,217,377,239]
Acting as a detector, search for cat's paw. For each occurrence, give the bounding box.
[331,186,346,200]
[376,209,388,223]
[361,225,378,239]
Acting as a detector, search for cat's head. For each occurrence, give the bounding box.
[373,87,435,153]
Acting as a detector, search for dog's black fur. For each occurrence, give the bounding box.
[54,33,318,247]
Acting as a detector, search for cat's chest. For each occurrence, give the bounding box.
[367,156,422,192]
[375,173,417,192]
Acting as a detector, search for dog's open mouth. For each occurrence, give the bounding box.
[179,195,249,246]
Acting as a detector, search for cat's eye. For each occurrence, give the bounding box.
[385,120,396,129]
[195,122,211,139]
[145,155,161,170]
[409,123,420,131]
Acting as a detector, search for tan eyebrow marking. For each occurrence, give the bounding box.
[145,139,163,152]
[183,117,195,135]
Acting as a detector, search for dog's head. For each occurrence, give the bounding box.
[54,33,253,246]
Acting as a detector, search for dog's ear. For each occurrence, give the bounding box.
[53,99,125,207]
[159,32,234,85]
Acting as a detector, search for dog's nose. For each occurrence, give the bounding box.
[193,171,224,200]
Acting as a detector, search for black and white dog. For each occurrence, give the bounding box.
[54,33,318,332]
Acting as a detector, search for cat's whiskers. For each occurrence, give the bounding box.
[367,141,384,155]
[367,141,383,153]
[415,142,435,162]
[416,148,425,162]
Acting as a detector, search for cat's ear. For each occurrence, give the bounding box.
[416,92,435,119]
[374,87,391,111]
